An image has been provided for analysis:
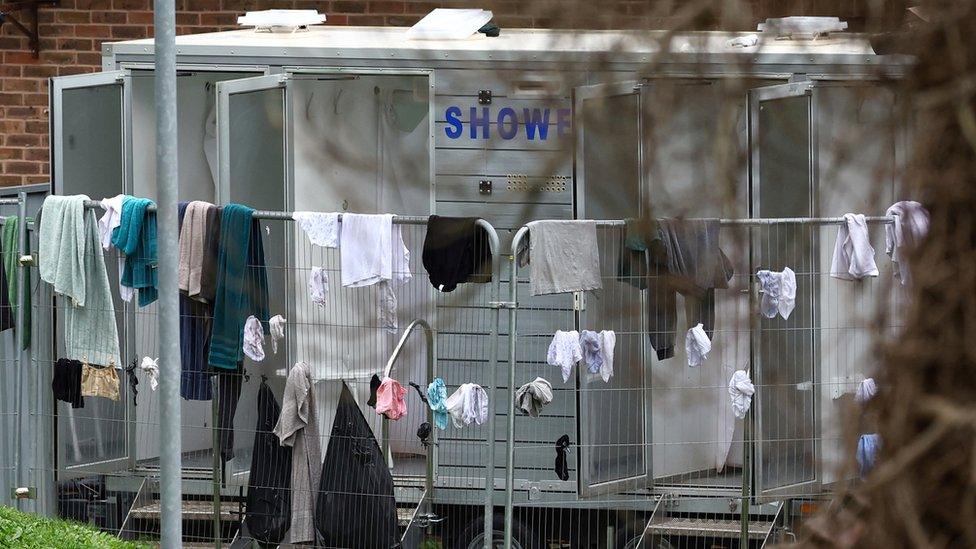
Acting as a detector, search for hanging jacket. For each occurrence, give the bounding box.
[244,381,292,545]
[315,383,398,548]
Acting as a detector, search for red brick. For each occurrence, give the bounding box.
[75,25,113,38]
[1,79,38,93]
[4,106,40,118]
[38,51,76,65]
[4,51,40,65]
[74,0,113,8]
[199,12,237,25]
[6,135,39,147]
[0,37,26,50]
[23,148,49,162]
[23,93,49,107]
[0,149,23,161]
[22,65,59,78]
[186,0,221,10]
[0,93,24,106]
[92,11,129,24]
[26,175,50,184]
[58,65,95,76]
[58,38,95,51]
[3,162,40,175]
[177,12,202,25]
[77,52,103,66]
[0,120,25,134]
[333,0,368,13]
[37,24,75,37]
[25,121,47,135]
[127,11,154,24]
[113,0,150,9]
[0,66,22,78]
[0,176,26,186]
[111,25,149,38]
[368,1,405,14]
[55,10,92,24]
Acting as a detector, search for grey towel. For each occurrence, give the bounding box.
[178,200,212,298]
[523,220,602,296]
[273,361,322,544]
[515,377,553,417]
[40,195,121,366]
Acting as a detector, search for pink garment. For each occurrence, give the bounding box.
[375,376,408,420]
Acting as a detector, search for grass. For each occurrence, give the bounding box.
[0,505,153,549]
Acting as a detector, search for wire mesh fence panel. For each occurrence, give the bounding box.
[500,218,901,548]
[25,208,505,548]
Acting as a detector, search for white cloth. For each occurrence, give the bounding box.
[293,211,340,248]
[885,201,929,286]
[242,315,265,362]
[830,213,879,280]
[855,377,877,404]
[756,267,797,319]
[729,369,755,419]
[599,330,615,383]
[547,330,582,383]
[140,356,159,391]
[269,314,286,355]
[445,383,489,428]
[339,214,411,333]
[340,213,394,288]
[309,267,329,308]
[98,194,135,303]
[685,323,711,368]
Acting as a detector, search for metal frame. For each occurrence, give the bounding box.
[572,80,655,498]
[748,79,822,500]
[49,69,138,480]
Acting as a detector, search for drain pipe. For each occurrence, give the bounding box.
[154,0,182,545]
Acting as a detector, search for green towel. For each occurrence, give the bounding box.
[3,216,30,350]
[39,195,120,366]
[208,204,269,370]
[111,196,158,307]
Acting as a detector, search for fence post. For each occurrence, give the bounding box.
[14,192,28,510]
[154,0,183,544]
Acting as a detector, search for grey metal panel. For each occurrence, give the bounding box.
[437,307,569,335]
[435,175,572,204]
[439,444,575,474]
[435,149,572,177]
[435,201,573,231]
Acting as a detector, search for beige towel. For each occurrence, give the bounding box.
[179,201,211,297]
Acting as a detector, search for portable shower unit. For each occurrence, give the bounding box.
[45,23,912,546]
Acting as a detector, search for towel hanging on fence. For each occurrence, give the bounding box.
[243,315,266,362]
[857,433,881,478]
[293,211,340,248]
[375,376,408,420]
[208,204,270,370]
[39,195,121,367]
[830,213,879,280]
[0,229,15,333]
[99,194,136,304]
[757,267,797,319]
[140,357,159,391]
[111,196,158,307]
[178,202,213,401]
[855,377,877,404]
[269,314,286,354]
[445,383,489,428]
[422,215,492,292]
[339,213,412,333]
[2,216,29,348]
[519,220,602,296]
[580,330,603,374]
[729,369,754,419]
[273,361,322,545]
[599,330,616,383]
[515,377,553,418]
[426,378,449,430]
[685,323,712,367]
[885,201,929,286]
[547,330,582,383]
[178,200,213,298]
[309,266,329,308]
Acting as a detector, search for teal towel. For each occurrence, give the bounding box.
[426,378,449,430]
[2,216,30,349]
[112,196,157,307]
[208,204,269,370]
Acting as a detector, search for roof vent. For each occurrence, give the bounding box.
[758,16,848,40]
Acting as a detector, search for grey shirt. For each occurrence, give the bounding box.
[523,220,602,296]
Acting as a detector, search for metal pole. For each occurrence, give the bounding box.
[14,192,28,510]
[479,219,501,549]
[154,0,182,544]
[503,226,529,549]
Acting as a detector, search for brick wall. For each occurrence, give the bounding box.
[0,0,875,187]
